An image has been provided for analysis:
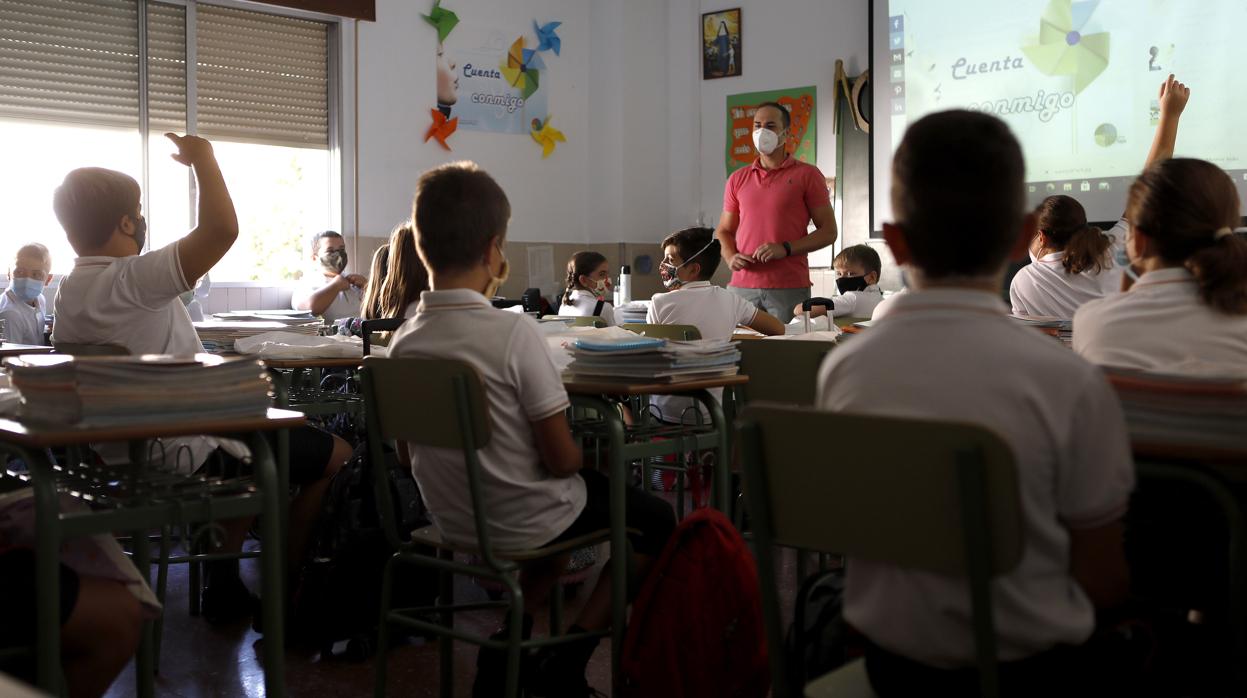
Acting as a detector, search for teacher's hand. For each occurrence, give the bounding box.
[753,242,789,263]
[728,253,756,271]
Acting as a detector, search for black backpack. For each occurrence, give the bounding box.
[290,440,435,659]
[785,567,850,688]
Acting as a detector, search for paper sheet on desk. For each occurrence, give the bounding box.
[234,331,387,359]
[0,489,162,617]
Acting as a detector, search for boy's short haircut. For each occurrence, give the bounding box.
[14,243,51,270]
[661,226,721,280]
[890,110,1025,279]
[413,161,511,274]
[834,244,882,277]
[52,168,141,255]
[309,230,343,254]
[755,101,791,129]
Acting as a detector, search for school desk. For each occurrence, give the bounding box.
[0,408,303,698]
[0,344,55,357]
[562,373,748,694]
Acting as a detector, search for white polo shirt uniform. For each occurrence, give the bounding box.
[0,290,48,346]
[1010,219,1129,319]
[830,285,883,319]
[53,242,236,472]
[389,288,585,551]
[1074,267,1247,373]
[558,289,617,326]
[646,280,758,424]
[292,272,364,322]
[817,288,1134,668]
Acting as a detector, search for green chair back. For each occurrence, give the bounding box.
[359,318,404,356]
[621,323,701,341]
[734,340,833,407]
[52,342,130,356]
[737,405,1023,698]
[542,316,606,328]
[361,357,502,560]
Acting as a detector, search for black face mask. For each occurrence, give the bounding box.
[836,275,869,294]
[131,215,147,254]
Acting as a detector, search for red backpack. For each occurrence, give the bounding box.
[621,509,770,698]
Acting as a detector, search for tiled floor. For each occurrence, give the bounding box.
[101,540,806,697]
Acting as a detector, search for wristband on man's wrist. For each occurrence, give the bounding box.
[782,241,792,257]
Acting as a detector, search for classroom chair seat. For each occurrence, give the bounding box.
[408,524,637,561]
[621,322,701,340]
[542,315,606,328]
[51,342,129,356]
[805,657,877,697]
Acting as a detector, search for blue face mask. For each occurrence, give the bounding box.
[1113,232,1139,281]
[10,277,43,303]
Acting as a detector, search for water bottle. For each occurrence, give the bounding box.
[618,265,632,305]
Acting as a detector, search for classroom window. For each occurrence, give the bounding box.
[0,0,337,281]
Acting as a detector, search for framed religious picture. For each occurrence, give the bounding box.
[702,8,741,79]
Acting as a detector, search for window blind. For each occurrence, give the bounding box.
[148,1,186,133]
[0,0,139,127]
[196,4,329,148]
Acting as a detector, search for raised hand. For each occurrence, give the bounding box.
[1158,73,1190,120]
[164,133,216,167]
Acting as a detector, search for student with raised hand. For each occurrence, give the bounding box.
[388,161,674,697]
[558,250,617,325]
[292,229,367,321]
[1073,158,1247,372]
[1011,74,1190,318]
[52,133,352,624]
[817,111,1135,694]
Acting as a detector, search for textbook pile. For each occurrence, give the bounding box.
[5,354,272,425]
[195,320,321,354]
[615,301,651,325]
[1105,367,1247,452]
[564,336,740,383]
[1009,314,1073,346]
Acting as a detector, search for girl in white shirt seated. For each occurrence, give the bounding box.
[1009,195,1125,318]
[1074,157,1247,373]
[558,251,616,325]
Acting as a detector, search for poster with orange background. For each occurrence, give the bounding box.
[725,86,816,175]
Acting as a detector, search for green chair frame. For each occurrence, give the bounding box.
[737,406,1024,698]
[542,315,606,328]
[360,318,405,356]
[733,339,834,408]
[361,357,617,698]
[621,323,702,341]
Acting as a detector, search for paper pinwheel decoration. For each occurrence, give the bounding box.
[534,20,562,55]
[501,36,542,100]
[422,0,459,43]
[1021,0,1109,94]
[530,117,565,159]
[424,109,458,150]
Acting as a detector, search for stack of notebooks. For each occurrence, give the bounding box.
[5,354,272,426]
[615,301,651,325]
[1009,314,1072,346]
[1105,368,1247,453]
[195,320,321,354]
[564,336,740,383]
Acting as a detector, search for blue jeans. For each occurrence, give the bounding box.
[728,286,810,323]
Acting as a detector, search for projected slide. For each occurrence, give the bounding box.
[872,0,1247,224]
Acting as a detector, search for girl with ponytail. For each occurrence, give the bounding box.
[1012,74,1192,319]
[557,250,617,325]
[1073,157,1247,371]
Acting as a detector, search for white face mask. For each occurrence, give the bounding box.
[752,127,784,155]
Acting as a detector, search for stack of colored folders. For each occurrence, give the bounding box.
[1104,367,1247,453]
[195,320,321,354]
[5,354,272,426]
[1009,314,1073,346]
[614,301,651,325]
[565,336,740,383]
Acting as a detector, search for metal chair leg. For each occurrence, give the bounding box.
[438,550,454,698]
[373,555,397,698]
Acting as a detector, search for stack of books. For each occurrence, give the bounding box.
[615,300,651,325]
[5,354,272,425]
[1105,367,1247,452]
[195,320,321,354]
[1009,314,1072,346]
[564,336,740,383]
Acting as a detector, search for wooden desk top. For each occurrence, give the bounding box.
[261,357,364,370]
[0,408,306,448]
[563,374,749,396]
[0,343,55,357]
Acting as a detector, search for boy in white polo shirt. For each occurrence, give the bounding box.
[792,244,885,325]
[51,134,350,624]
[0,244,53,345]
[388,161,675,696]
[816,111,1135,694]
[647,226,783,424]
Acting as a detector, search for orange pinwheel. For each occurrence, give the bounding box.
[424,108,457,150]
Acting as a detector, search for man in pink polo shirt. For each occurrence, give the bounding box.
[715,102,838,321]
